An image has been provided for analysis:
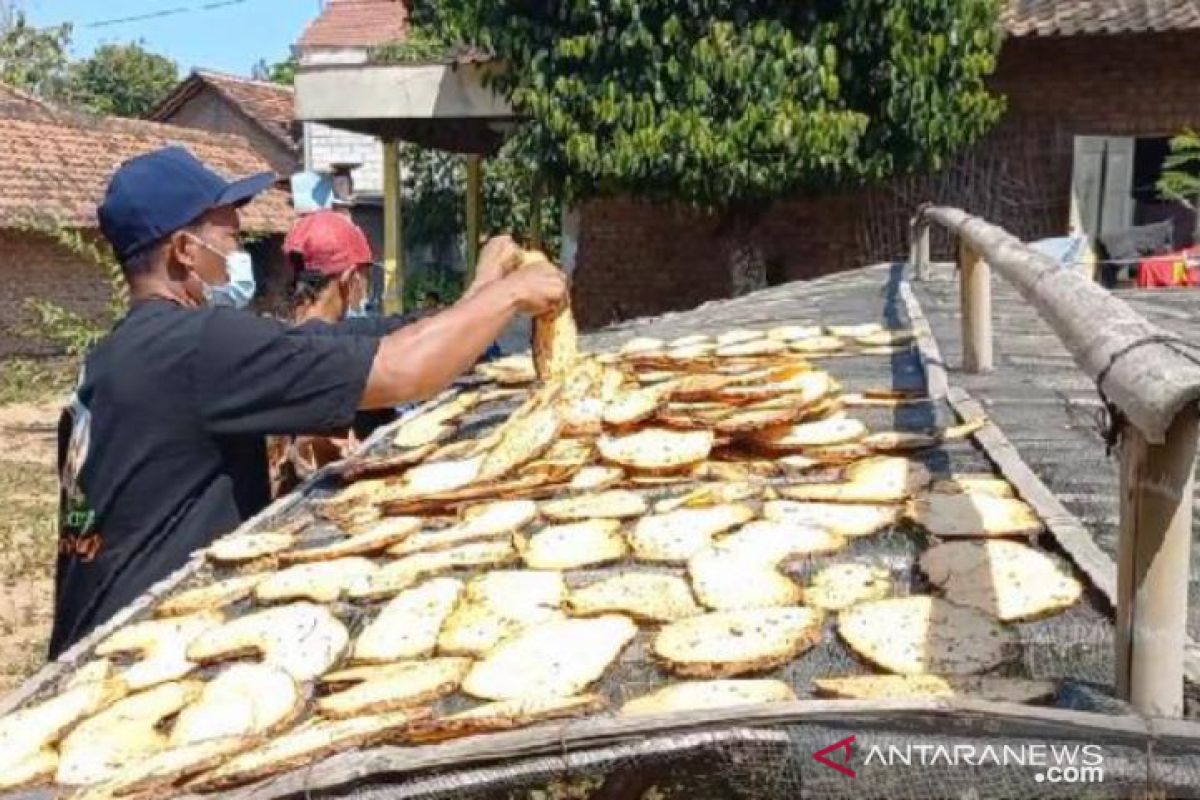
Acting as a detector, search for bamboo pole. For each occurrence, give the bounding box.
[465,155,484,284]
[382,139,404,314]
[958,238,993,373]
[1115,405,1199,717]
[910,219,930,281]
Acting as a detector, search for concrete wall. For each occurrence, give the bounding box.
[573,31,1200,329]
[304,122,385,195]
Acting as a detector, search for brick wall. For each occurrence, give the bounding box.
[162,89,299,176]
[305,122,384,194]
[574,30,1200,328]
[0,229,114,359]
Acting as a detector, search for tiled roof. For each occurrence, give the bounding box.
[0,83,56,120]
[150,70,297,152]
[0,103,293,233]
[297,0,407,49]
[1003,0,1200,36]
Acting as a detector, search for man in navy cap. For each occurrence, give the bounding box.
[50,147,566,655]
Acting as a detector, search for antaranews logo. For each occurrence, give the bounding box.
[813,735,856,777]
[812,737,1105,785]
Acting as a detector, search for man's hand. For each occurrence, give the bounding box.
[466,235,524,297]
[502,260,568,316]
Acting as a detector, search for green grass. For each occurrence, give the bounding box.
[0,458,57,693]
[0,357,78,405]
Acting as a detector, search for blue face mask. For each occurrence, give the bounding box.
[190,235,256,309]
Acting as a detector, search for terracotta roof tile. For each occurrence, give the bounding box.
[0,105,293,233]
[298,0,407,49]
[151,70,297,152]
[1003,0,1200,37]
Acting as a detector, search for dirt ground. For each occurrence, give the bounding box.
[0,367,70,696]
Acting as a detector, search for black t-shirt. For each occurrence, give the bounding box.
[294,314,416,439]
[50,300,378,657]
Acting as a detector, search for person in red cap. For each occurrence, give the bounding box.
[268,211,394,493]
[283,210,375,325]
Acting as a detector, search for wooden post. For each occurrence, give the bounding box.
[910,219,930,281]
[465,155,483,283]
[958,238,993,373]
[1115,406,1199,717]
[382,139,404,314]
[529,171,544,250]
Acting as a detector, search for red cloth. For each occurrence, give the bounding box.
[1136,247,1200,288]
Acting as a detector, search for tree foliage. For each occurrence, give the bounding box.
[1158,130,1200,211]
[251,54,298,86]
[424,0,1005,209]
[0,10,177,119]
[66,43,178,118]
[0,10,70,99]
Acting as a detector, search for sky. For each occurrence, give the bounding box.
[21,0,320,77]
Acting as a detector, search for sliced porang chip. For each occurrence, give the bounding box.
[57,680,204,786]
[388,500,537,557]
[602,384,672,427]
[95,611,224,691]
[715,329,765,346]
[653,607,824,678]
[804,563,892,611]
[519,519,629,570]
[930,474,1016,498]
[392,391,479,449]
[628,503,756,563]
[779,457,931,503]
[353,577,465,663]
[767,325,823,342]
[789,335,845,354]
[408,695,604,744]
[253,557,378,604]
[906,492,1043,538]
[461,615,637,701]
[0,678,127,791]
[762,500,901,538]
[813,675,1055,703]
[339,444,439,482]
[186,602,348,682]
[567,572,702,623]
[715,339,788,359]
[715,366,829,404]
[437,570,566,657]
[598,428,714,472]
[316,658,472,719]
[826,323,883,338]
[837,596,1014,675]
[540,489,649,522]
[479,404,563,482]
[186,708,430,792]
[350,539,520,600]
[652,481,761,513]
[621,680,796,716]
[687,546,801,610]
[207,531,296,565]
[919,539,1082,621]
[749,417,867,451]
[169,664,302,747]
[569,465,626,491]
[278,516,423,564]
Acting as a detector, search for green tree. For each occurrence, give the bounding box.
[0,10,70,99]
[251,54,298,86]
[426,0,1005,291]
[66,42,178,118]
[1158,130,1200,239]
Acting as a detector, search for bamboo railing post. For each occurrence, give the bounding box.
[910,218,931,281]
[958,238,993,373]
[382,139,404,314]
[1115,405,1199,717]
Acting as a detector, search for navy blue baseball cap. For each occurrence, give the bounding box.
[98,146,275,261]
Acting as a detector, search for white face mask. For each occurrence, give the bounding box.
[189,234,256,309]
[344,272,369,318]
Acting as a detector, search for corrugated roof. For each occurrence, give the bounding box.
[0,102,293,233]
[297,0,407,49]
[150,70,297,152]
[1003,0,1200,37]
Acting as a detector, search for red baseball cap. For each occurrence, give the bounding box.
[284,210,373,276]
